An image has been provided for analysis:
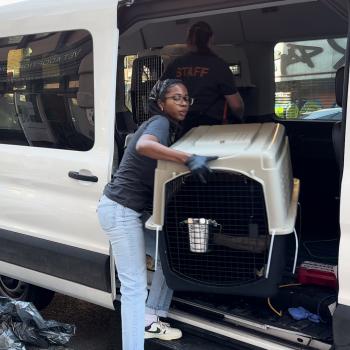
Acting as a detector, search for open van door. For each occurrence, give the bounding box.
[0,0,118,309]
[332,1,350,348]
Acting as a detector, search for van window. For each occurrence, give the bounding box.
[274,38,346,121]
[0,30,94,151]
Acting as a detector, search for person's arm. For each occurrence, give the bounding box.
[225,92,245,121]
[217,58,245,122]
[137,134,218,183]
[136,134,190,164]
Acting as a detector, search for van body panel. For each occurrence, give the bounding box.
[0,228,111,292]
[0,260,114,309]
[0,145,111,252]
[0,0,118,304]
[0,0,116,25]
[338,80,350,306]
[334,0,350,308]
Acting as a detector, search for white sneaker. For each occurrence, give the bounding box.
[145,320,182,340]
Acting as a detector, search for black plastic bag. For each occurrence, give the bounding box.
[0,320,26,350]
[10,320,48,348]
[0,297,75,348]
[37,320,75,345]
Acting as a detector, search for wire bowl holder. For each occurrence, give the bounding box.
[181,218,221,253]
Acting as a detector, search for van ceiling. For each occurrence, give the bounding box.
[118,0,348,55]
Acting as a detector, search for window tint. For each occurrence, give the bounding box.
[0,30,94,150]
[274,38,346,121]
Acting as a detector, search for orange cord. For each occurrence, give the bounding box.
[267,283,302,317]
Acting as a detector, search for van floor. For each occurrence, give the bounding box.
[173,285,334,345]
[171,237,338,346]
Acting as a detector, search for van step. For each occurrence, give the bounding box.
[146,308,302,350]
[169,296,332,350]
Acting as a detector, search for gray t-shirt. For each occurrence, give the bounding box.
[104,115,175,213]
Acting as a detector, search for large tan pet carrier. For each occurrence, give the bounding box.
[147,123,299,297]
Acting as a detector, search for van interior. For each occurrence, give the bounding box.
[0,0,346,348]
[114,0,348,348]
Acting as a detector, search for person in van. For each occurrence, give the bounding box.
[162,21,245,134]
[97,79,217,350]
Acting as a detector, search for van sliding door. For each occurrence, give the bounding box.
[0,0,118,309]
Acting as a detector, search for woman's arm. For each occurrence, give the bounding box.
[137,134,218,183]
[136,134,190,164]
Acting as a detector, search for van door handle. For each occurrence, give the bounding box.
[68,171,98,183]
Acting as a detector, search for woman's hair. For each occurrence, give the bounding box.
[186,21,213,54]
[148,79,184,116]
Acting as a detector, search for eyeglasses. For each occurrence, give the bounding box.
[165,95,194,106]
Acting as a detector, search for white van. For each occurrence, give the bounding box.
[0,0,348,349]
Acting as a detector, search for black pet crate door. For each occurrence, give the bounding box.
[163,170,271,287]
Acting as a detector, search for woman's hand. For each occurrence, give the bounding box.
[185,155,218,183]
[136,135,218,183]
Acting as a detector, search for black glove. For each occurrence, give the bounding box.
[185,155,218,184]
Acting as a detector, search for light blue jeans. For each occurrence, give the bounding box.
[97,195,173,350]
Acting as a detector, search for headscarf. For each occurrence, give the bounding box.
[148,79,183,116]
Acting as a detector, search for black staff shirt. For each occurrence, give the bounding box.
[162,51,238,121]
